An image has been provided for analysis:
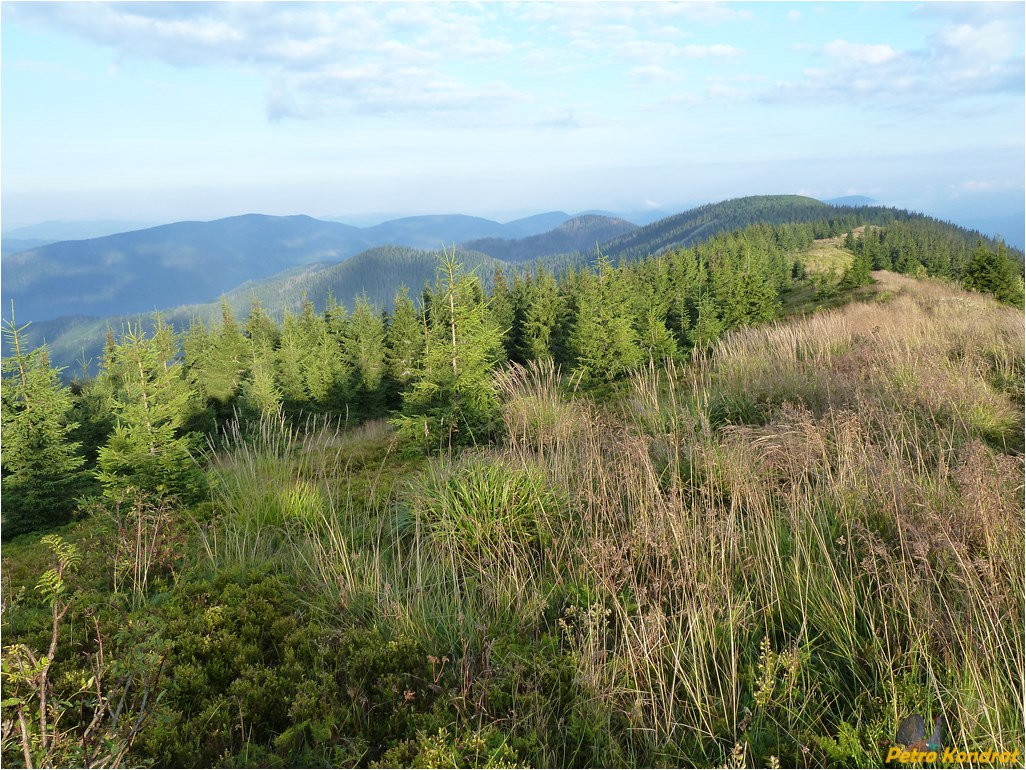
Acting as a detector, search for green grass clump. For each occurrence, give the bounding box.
[408,454,558,568]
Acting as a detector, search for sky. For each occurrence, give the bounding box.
[2,1,1024,230]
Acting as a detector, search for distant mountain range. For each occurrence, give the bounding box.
[1,211,585,323]
[3,214,362,322]
[2,220,162,254]
[2,219,161,241]
[6,194,1021,375]
[2,238,56,256]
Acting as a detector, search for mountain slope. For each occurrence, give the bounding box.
[360,215,511,248]
[19,245,507,375]
[824,195,878,206]
[599,195,835,262]
[1,219,160,240]
[501,211,573,237]
[465,215,638,263]
[216,244,506,315]
[2,238,56,256]
[2,214,368,322]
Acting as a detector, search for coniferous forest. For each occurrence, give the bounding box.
[2,208,1024,768]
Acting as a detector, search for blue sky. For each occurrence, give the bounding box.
[2,1,1023,230]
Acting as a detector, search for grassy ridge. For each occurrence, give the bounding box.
[200,271,1026,764]
[3,271,1022,767]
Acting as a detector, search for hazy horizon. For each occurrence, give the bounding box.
[3,2,1023,232]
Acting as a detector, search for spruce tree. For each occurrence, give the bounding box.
[641,307,679,364]
[963,242,1025,307]
[519,267,563,363]
[209,299,251,404]
[298,299,344,409]
[237,298,283,423]
[383,286,424,408]
[689,294,724,352]
[489,267,516,358]
[245,298,280,358]
[570,256,643,384]
[711,241,780,331]
[96,319,205,504]
[1,316,87,537]
[343,293,387,417]
[505,271,532,364]
[392,248,503,451]
[840,247,873,290]
[180,319,218,436]
[275,301,348,412]
[665,247,707,344]
[238,355,283,423]
[274,309,308,409]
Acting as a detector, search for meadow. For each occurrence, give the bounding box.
[6,269,1020,768]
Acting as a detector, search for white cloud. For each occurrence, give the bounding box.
[682,43,743,59]
[823,39,900,66]
[912,2,1024,25]
[5,2,527,120]
[932,20,1021,67]
[765,15,1024,106]
[9,0,1020,126]
[513,2,752,28]
[616,39,682,62]
[628,65,678,84]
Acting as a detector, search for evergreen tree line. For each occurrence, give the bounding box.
[844,219,1025,305]
[3,216,1022,538]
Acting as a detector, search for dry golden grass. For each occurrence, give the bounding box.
[489,270,1023,765]
[798,229,866,275]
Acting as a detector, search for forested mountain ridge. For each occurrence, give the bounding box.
[354,213,553,248]
[2,219,160,241]
[465,215,638,263]
[596,194,827,260]
[6,195,1016,329]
